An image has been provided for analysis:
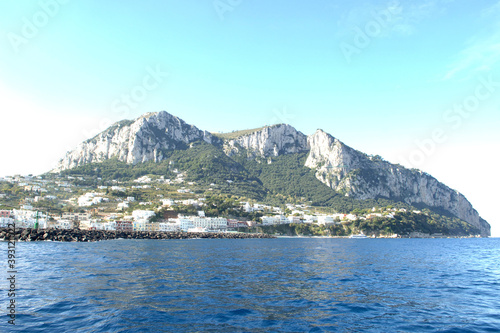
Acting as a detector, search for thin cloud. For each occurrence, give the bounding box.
[442,2,500,81]
[336,0,452,39]
[442,36,500,81]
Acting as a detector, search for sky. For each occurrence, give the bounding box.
[0,0,499,235]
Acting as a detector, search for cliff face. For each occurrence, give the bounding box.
[53,111,214,171]
[223,124,308,158]
[53,111,491,236]
[304,130,490,236]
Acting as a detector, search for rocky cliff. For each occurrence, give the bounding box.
[304,130,490,236]
[223,124,308,158]
[53,111,214,171]
[53,111,490,236]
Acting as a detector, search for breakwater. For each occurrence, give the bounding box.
[0,228,274,242]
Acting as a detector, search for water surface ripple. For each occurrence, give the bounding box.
[1,238,499,332]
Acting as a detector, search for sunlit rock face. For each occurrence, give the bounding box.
[53,111,213,170]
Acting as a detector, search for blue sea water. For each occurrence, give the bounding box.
[1,238,500,332]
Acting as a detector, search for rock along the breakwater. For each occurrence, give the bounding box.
[0,228,275,242]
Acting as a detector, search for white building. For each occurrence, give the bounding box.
[79,220,92,230]
[62,212,91,221]
[111,186,126,192]
[303,215,318,224]
[103,221,116,231]
[90,222,105,230]
[261,215,288,225]
[78,192,106,207]
[242,202,254,213]
[345,214,357,221]
[52,219,72,230]
[0,217,14,228]
[158,222,179,232]
[182,199,197,205]
[171,217,195,232]
[192,217,227,231]
[317,215,335,225]
[117,202,129,210]
[134,176,152,183]
[161,199,175,207]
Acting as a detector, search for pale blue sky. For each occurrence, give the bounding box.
[1,0,499,234]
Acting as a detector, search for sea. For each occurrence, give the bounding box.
[1,238,500,332]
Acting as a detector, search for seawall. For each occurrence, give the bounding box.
[0,228,275,242]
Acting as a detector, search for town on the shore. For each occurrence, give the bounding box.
[0,174,455,238]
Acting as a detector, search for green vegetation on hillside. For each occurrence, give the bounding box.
[244,212,480,237]
[234,151,411,212]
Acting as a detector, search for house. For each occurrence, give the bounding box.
[317,215,334,225]
[79,220,92,230]
[303,215,318,224]
[103,221,116,231]
[227,219,239,228]
[78,192,105,207]
[261,215,288,225]
[161,199,175,207]
[134,176,152,183]
[111,186,126,192]
[345,214,357,221]
[0,210,12,218]
[51,219,73,230]
[117,202,129,210]
[242,202,254,213]
[132,221,158,232]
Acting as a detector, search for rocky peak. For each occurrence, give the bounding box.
[53,111,212,171]
[223,124,308,157]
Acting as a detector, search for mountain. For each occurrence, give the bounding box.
[53,112,216,171]
[53,111,491,236]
